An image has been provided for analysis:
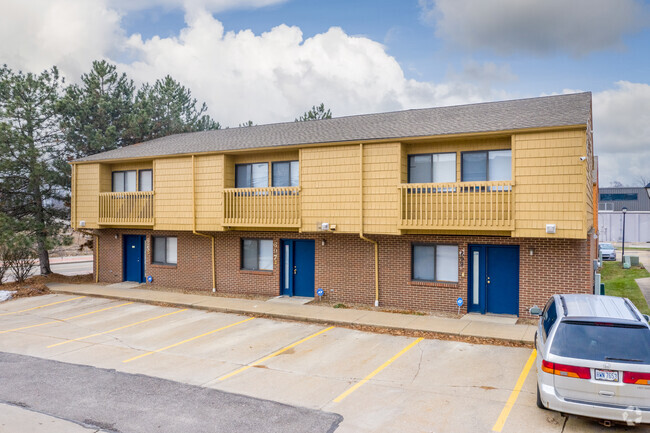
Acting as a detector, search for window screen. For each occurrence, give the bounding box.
[462,150,511,182]
[272,161,299,187]
[112,171,137,192]
[153,237,177,265]
[412,244,458,282]
[139,170,153,191]
[236,163,269,188]
[408,153,456,183]
[241,239,273,271]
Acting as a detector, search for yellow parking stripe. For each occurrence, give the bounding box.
[333,337,423,403]
[0,302,133,335]
[123,317,255,363]
[218,326,334,382]
[0,296,86,316]
[492,349,537,432]
[47,308,188,348]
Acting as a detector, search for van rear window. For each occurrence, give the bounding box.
[550,321,650,364]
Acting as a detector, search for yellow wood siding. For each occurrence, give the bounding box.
[301,145,360,233]
[512,129,588,238]
[363,143,401,234]
[195,154,223,231]
[75,163,100,228]
[153,157,193,230]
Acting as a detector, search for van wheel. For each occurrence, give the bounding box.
[536,384,546,410]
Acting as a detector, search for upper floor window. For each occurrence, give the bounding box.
[600,193,638,201]
[112,169,152,192]
[408,153,456,183]
[461,150,511,182]
[236,163,268,188]
[272,161,299,187]
[139,169,153,191]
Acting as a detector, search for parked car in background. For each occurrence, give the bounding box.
[533,294,650,426]
[599,243,617,261]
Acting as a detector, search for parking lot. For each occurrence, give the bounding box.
[0,295,643,432]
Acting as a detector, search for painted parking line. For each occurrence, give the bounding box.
[217,326,335,382]
[491,349,537,432]
[333,337,423,403]
[0,296,86,316]
[123,317,255,363]
[0,302,134,335]
[47,308,188,348]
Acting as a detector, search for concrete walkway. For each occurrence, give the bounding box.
[632,249,650,308]
[46,283,536,344]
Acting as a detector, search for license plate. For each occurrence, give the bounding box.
[595,369,619,382]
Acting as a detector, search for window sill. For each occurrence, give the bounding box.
[408,280,458,288]
[151,264,177,269]
[239,269,274,275]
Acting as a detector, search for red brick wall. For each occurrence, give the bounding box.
[95,229,593,317]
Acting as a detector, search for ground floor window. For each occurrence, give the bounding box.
[241,239,273,271]
[412,244,458,282]
[152,236,177,265]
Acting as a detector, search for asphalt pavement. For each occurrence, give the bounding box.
[0,351,342,433]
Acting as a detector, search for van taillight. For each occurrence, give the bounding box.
[542,360,591,379]
[623,371,650,385]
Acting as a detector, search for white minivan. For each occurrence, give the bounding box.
[534,294,650,426]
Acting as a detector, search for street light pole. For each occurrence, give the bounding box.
[621,206,628,266]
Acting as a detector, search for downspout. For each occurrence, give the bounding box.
[192,155,217,292]
[359,143,380,307]
[71,163,99,283]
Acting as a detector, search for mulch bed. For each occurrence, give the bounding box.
[1,273,93,299]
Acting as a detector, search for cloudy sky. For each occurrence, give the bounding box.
[2,0,649,186]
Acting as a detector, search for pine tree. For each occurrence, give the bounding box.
[0,65,69,274]
[131,75,220,142]
[59,60,136,158]
[295,103,332,121]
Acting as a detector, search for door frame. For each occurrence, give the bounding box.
[280,239,315,297]
[467,244,520,315]
[123,235,146,283]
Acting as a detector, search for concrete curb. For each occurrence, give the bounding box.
[47,284,535,346]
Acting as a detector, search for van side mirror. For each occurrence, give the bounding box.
[529,306,543,316]
[644,314,650,323]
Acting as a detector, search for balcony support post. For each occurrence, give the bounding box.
[192,155,217,292]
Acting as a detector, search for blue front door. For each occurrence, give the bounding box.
[280,239,315,297]
[123,235,145,283]
[468,245,519,315]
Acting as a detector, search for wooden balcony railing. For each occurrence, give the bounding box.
[398,181,513,230]
[223,187,301,228]
[98,191,154,226]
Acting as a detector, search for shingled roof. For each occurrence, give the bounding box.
[74,92,592,163]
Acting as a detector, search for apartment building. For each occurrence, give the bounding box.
[71,92,596,317]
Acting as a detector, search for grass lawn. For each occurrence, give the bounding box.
[601,262,650,315]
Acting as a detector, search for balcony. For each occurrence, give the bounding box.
[223,187,301,228]
[398,181,513,231]
[98,191,154,226]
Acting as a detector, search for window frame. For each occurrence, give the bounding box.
[152,236,177,266]
[138,169,153,192]
[407,152,457,184]
[460,149,512,182]
[111,169,153,192]
[235,162,269,188]
[410,242,459,283]
[240,238,273,271]
[271,160,299,187]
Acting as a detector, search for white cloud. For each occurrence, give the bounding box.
[593,82,650,186]
[120,10,501,126]
[0,0,123,79]
[420,0,650,56]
